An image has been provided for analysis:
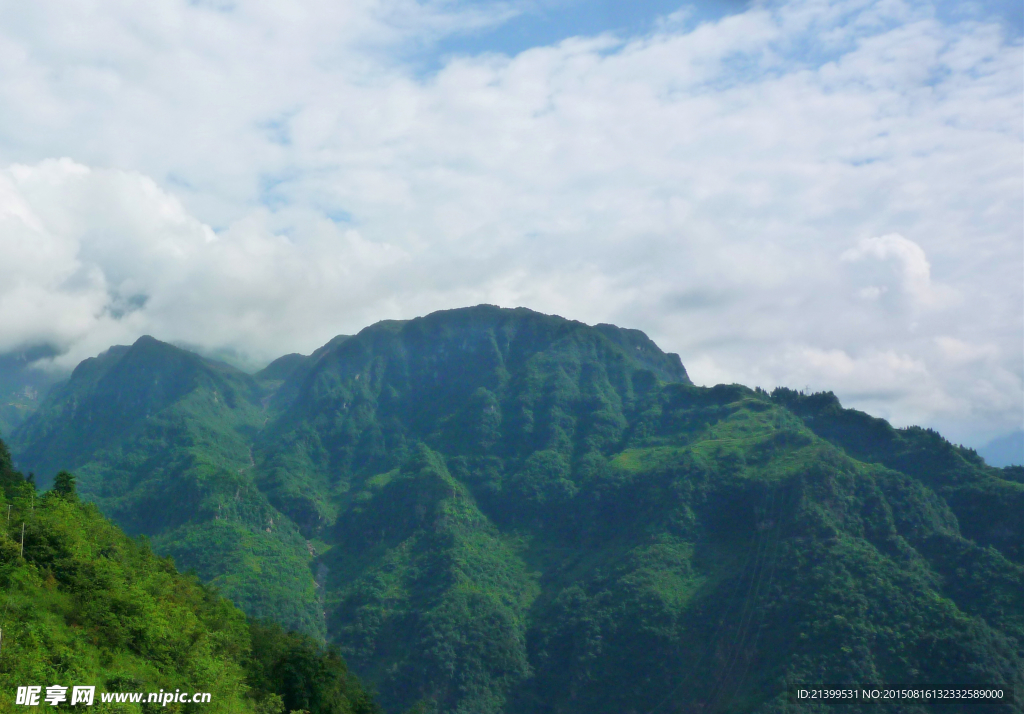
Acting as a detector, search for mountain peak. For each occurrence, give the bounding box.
[11,332,259,483]
[337,304,689,385]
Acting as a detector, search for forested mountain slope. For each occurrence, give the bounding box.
[10,305,1023,713]
[254,305,690,535]
[9,335,322,637]
[0,438,381,714]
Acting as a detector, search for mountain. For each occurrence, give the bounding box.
[0,437,381,714]
[770,389,1024,564]
[254,305,689,536]
[979,431,1024,468]
[10,305,1024,714]
[0,345,64,438]
[9,335,324,638]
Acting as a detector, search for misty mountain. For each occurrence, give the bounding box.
[10,305,1024,714]
[980,430,1024,468]
[0,345,65,437]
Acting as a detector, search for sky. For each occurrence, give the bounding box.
[0,0,1021,449]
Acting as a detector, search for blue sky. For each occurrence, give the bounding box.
[0,0,1020,450]
[433,0,753,60]
[432,0,1020,61]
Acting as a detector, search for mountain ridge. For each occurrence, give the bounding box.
[8,305,1024,714]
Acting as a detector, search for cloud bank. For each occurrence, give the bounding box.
[0,0,1020,447]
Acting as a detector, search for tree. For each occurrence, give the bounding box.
[52,470,78,502]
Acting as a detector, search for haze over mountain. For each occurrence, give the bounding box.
[980,431,1024,468]
[0,346,64,437]
[10,306,1023,714]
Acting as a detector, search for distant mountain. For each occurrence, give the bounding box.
[0,345,64,437]
[10,305,1024,714]
[979,430,1024,467]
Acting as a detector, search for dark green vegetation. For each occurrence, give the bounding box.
[9,305,1024,713]
[0,438,381,713]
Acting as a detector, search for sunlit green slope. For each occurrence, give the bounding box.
[0,439,381,714]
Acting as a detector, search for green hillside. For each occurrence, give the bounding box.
[0,438,380,714]
[10,336,322,638]
[10,305,1024,713]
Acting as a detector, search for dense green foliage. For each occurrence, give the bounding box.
[0,438,380,714]
[771,388,1024,563]
[10,305,1024,713]
[247,620,380,714]
[10,337,321,637]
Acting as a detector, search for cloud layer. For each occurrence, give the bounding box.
[0,0,1020,447]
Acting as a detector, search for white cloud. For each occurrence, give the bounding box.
[0,159,417,368]
[0,0,1020,446]
[934,335,999,365]
[841,233,958,309]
